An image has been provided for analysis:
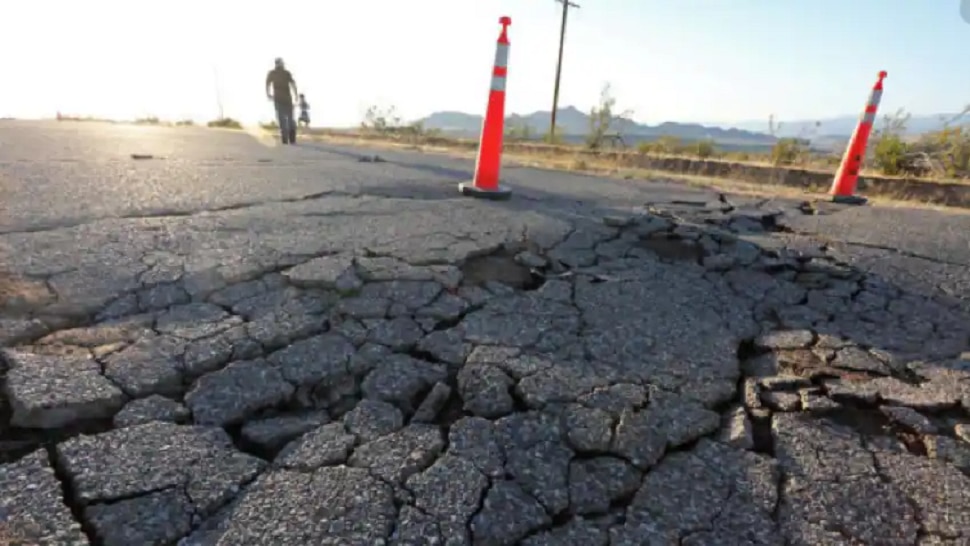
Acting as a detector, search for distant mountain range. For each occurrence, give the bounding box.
[422,107,778,152]
[420,106,968,153]
[725,113,969,139]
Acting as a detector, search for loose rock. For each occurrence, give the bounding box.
[185,359,294,426]
[718,405,754,450]
[343,398,405,442]
[348,425,445,483]
[3,349,125,429]
[412,382,453,423]
[275,422,356,471]
[458,363,516,418]
[284,255,362,293]
[881,405,937,434]
[113,395,189,428]
[56,422,265,519]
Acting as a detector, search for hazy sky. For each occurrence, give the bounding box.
[2,0,967,127]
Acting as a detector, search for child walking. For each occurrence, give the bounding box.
[298,94,311,128]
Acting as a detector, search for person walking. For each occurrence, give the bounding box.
[298,94,311,128]
[265,57,299,144]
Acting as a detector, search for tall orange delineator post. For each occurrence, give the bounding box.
[460,16,513,200]
[829,71,887,205]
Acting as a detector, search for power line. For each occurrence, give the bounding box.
[213,65,225,120]
[549,0,579,142]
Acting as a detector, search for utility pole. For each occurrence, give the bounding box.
[549,0,579,142]
[213,65,225,120]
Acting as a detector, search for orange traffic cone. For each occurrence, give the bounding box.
[829,71,887,205]
[460,16,513,200]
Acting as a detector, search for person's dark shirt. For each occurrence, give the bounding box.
[266,68,295,103]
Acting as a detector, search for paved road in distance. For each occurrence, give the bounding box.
[1,120,969,545]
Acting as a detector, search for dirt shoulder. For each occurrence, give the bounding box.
[303,129,970,210]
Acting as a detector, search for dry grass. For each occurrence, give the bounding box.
[510,149,970,211]
[299,129,970,212]
[303,128,970,183]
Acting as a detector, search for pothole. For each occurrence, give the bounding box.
[736,339,777,456]
[224,423,271,461]
[749,413,775,456]
[461,249,545,291]
[637,236,705,262]
[736,338,759,361]
[823,405,928,456]
[759,214,784,231]
[826,405,891,437]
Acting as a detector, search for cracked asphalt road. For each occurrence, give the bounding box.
[2,119,970,545]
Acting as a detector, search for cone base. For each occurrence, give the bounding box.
[458,182,512,200]
[831,194,868,205]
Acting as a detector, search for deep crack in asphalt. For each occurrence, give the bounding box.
[2,178,970,545]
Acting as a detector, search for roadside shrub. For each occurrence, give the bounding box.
[361,105,402,133]
[208,117,243,129]
[872,133,908,175]
[585,83,633,150]
[693,139,716,159]
[771,138,803,165]
[922,126,970,177]
[506,123,533,142]
[543,126,564,145]
[399,120,428,137]
[653,136,683,155]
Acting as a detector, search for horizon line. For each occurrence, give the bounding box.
[425,106,965,125]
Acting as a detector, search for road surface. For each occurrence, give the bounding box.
[1,120,969,545]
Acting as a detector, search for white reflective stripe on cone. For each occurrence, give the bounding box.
[491,75,507,92]
[867,89,883,108]
[862,111,877,125]
[494,44,510,69]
